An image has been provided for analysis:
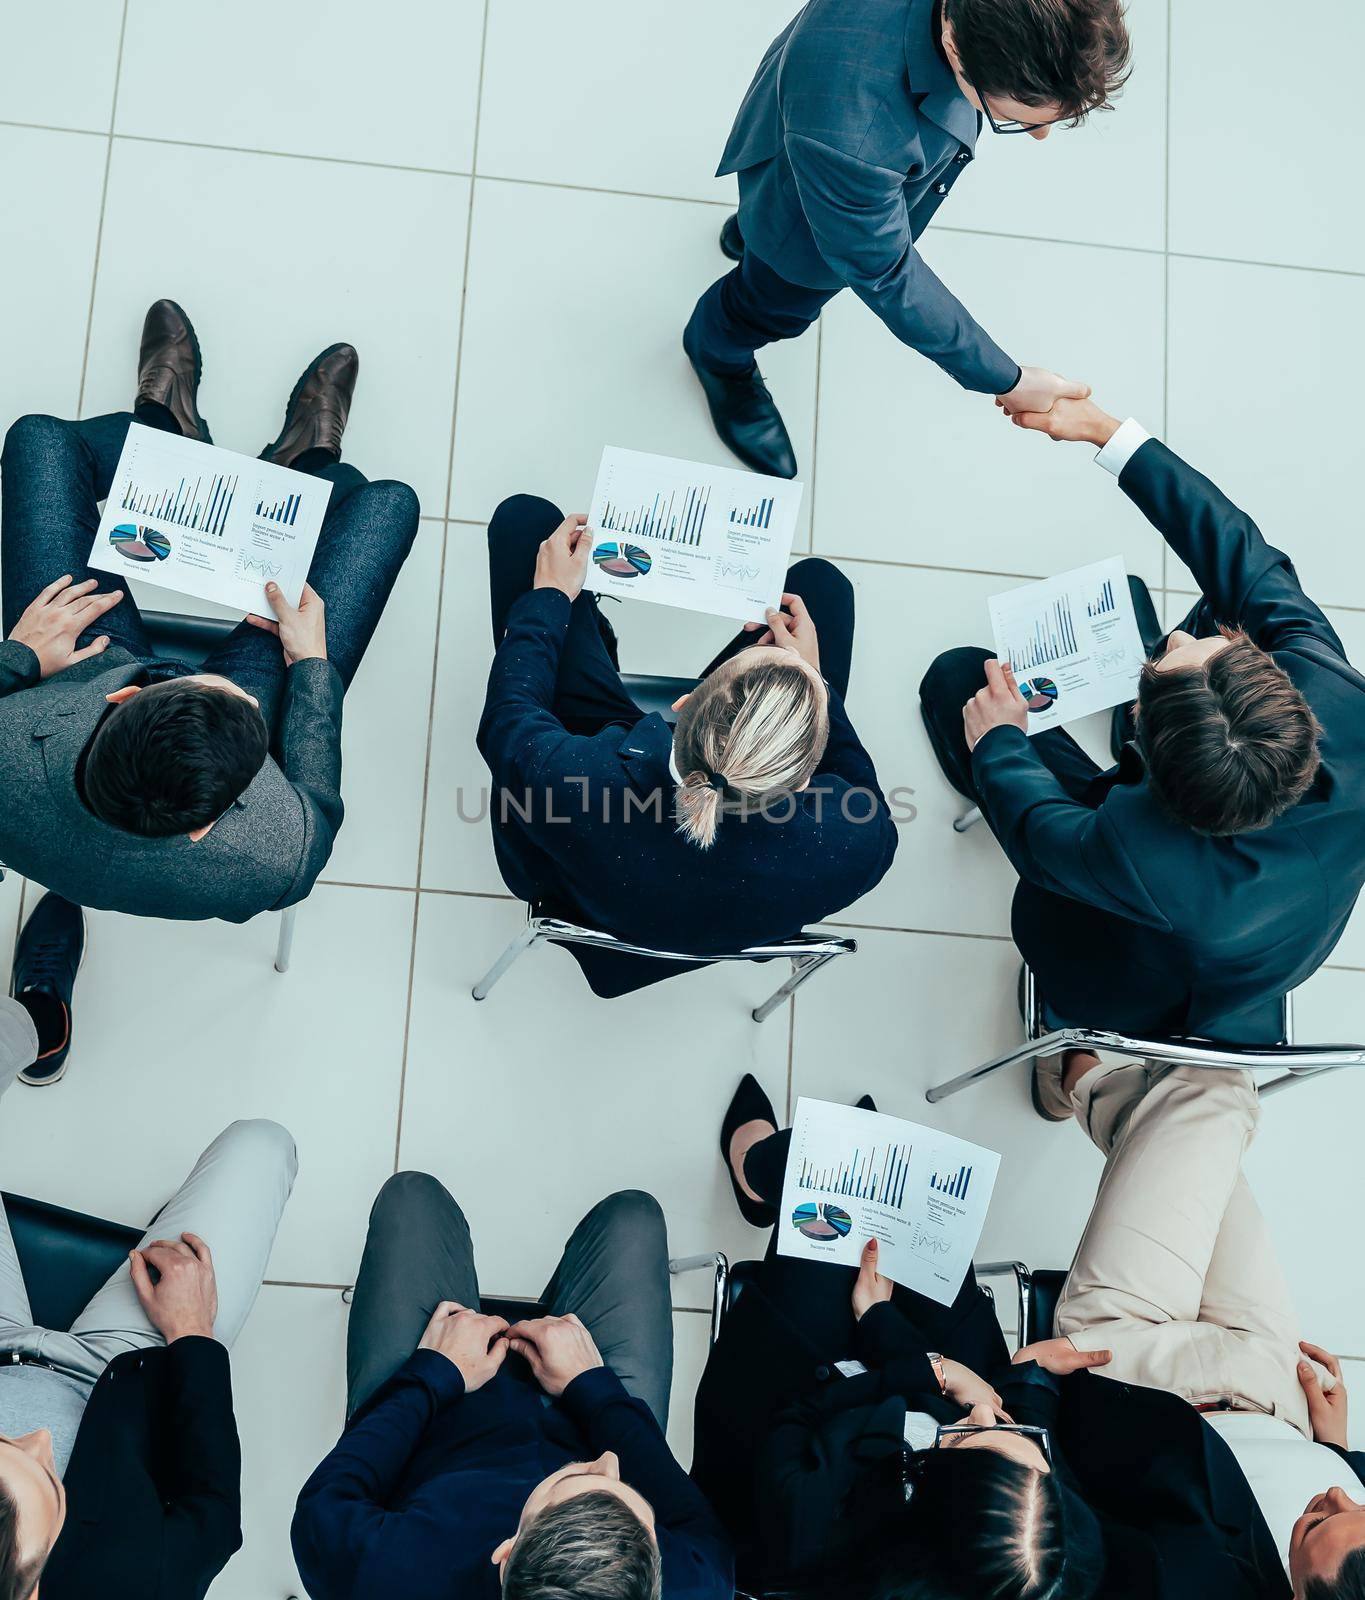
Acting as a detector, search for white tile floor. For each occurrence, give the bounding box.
[0,2,1362,1593]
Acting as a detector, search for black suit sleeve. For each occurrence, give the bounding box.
[155,1337,244,1593]
[1325,1443,1365,1486]
[854,1302,940,1397]
[273,656,346,908]
[0,640,40,698]
[1118,438,1346,657]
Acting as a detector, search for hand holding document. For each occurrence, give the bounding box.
[91,424,330,613]
[987,555,1145,734]
[777,1098,1001,1305]
[583,447,802,623]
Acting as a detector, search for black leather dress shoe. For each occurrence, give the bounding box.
[261,343,359,467]
[11,893,85,1087]
[135,299,210,441]
[719,213,745,261]
[1110,574,1165,758]
[683,326,797,480]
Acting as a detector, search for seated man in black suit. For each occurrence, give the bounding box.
[692,1076,1110,1597]
[292,1172,732,1600]
[476,497,898,997]
[0,1017,296,1600]
[919,393,1365,1085]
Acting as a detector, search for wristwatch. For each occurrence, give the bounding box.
[926,1351,947,1395]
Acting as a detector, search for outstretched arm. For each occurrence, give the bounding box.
[1006,398,1345,657]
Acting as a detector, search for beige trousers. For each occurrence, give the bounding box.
[1055,1061,1311,1438]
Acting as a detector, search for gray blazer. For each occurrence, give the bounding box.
[719,0,1018,394]
[0,639,343,923]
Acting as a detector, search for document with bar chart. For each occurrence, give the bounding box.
[987,555,1145,735]
[90,424,331,612]
[583,446,802,622]
[777,1098,1000,1304]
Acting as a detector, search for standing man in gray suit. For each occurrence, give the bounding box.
[684,0,1132,479]
[0,299,419,1080]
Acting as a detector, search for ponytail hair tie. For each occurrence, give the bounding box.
[708,773,729,795]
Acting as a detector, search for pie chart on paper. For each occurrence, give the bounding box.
[592,540,652,579]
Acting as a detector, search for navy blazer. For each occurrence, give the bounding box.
[477,588,898,996]
[291,1352,733,1600]
[719,0,1018,394]
[972,439,1365,1039]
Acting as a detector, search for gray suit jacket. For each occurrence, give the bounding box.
[0,638,344,923]
[719,0,1018,394]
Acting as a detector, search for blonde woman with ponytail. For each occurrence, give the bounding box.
[478,493,898,998]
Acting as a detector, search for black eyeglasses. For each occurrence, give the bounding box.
[968,74,1063,135]
[935,1422,1054,1461]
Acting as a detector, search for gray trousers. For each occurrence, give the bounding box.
[347,1174,674,1428]
[0,997,297,1386]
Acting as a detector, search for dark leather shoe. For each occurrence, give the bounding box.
[683,326,797,480]
[12,893,85,1087]
[261,343,359,467]
[135,299,210,442]
[719,212,745,261]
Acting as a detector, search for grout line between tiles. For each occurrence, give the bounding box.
[73,0,129,418]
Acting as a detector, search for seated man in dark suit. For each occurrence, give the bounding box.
[0,300,419,1069]
[0,1011,296,1599]
[477,495,898,997]
[919,392,1365,1090]
[292,1172,732,1600]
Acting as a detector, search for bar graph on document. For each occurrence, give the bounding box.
[997,595,1080,674]
[597,483,712,545]
[256,492,303,528]
[729,495,775,530]
[118,469,237,537]
[1087,577,1117,617]
[929,1164,973,1202]
[797,1141,914,1212]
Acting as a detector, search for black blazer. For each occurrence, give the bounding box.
[477,589,898,996]
[971,439,1365,1039]
[42,1338,242,1600]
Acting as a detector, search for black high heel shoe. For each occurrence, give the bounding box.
[720,1074,779,1227]
[855,1094,877,1112]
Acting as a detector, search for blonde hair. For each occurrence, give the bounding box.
[672,654,829,849]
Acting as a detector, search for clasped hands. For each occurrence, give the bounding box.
[417,1300,605,1395]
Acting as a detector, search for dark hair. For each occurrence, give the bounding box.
[83,679,269,837]
[0,1482,46,1600]
[1135,627,1321,836]
[943,0,1132,121]
[869,1450,1104,1600]
[1304,1546,1365,1600]
[503,1491,660,1600]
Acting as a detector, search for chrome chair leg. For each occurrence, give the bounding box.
[953,805,983,833]
[752,951,836,1024]
[925,1029,1074,1103]
[471,922,541,1000]
[274,906,298,975]
[1259,1063,1346,1097]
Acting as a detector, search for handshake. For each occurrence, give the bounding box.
[997,365,1122,450]
[416,1301,605,1396]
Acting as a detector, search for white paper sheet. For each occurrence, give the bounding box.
[776,1098,1001,1305]
[90,424,331,612]
[987,555,1145,733]
[582,446,801,623]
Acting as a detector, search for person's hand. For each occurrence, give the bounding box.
[245,581,327,664]
[744,592,821,675]
[999,395,1123,448]
[963,659,1028,750]
[8,575,123,678]
[851,1238,894,1320]
[417,1302,510,1392]
[1013,1336,1113,1376]
[128,1233,218,1343]
[503,1313,604,1397]
[533,514,592,601]
[997,366,1091,417]
[941,1359,1010,1420]
[1298,1341,1348,1448]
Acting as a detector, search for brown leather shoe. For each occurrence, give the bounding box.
[135,299,209,441]
[261,343,358,467]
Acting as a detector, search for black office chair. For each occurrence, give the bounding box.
[142,609,301,973]
[2,1192,142,1331]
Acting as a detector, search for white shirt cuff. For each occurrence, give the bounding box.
[1094,418,1151,478]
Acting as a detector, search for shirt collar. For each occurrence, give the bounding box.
[904,0,981,149]
[668,746,682,786]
